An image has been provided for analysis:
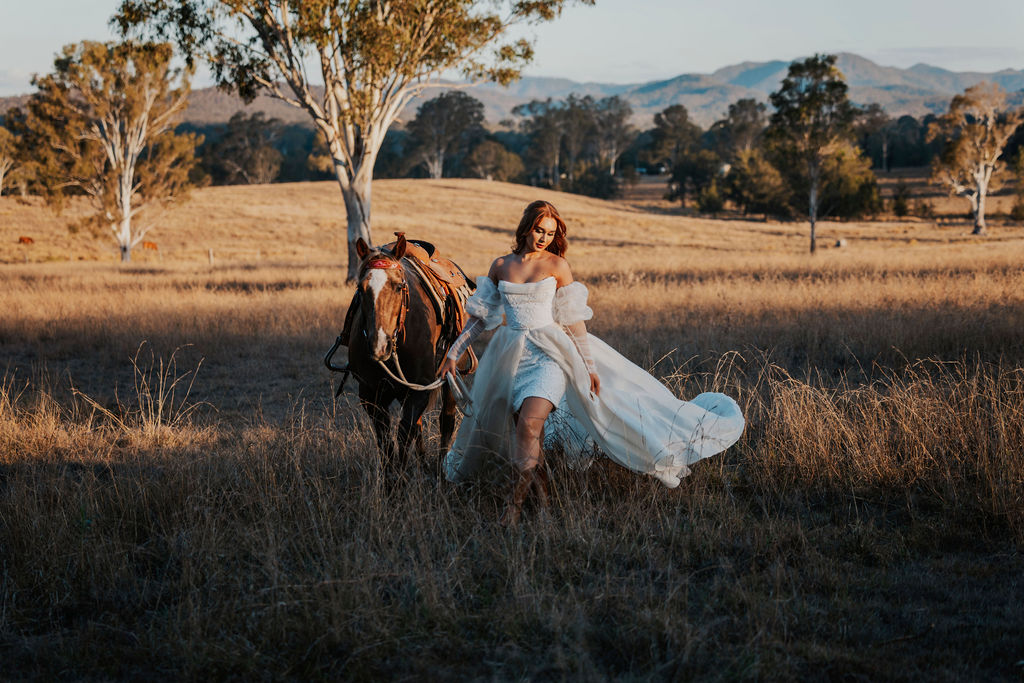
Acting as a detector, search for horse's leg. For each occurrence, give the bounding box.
[359,382,395,463]
[397,391,430,471]
[438,381,458,456]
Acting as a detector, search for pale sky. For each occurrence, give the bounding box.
[2,0,1023,95]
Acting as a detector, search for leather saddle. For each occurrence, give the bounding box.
[392,238,468,288]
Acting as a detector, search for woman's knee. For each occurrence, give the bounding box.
[516,415,545,442]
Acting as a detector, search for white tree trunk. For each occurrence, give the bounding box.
[117,215,133,262]
[426,151,443,179]
[973,186,987,235]
[0,158,11,196]
[808,164,820,254]
[336,158,374,282]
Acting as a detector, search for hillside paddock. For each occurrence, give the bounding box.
[1,179,1023,679]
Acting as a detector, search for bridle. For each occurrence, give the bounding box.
[357,251,447,392]
[359,252,410,363]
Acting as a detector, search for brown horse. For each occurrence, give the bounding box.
[330,234,469,469]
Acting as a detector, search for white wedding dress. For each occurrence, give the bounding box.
[443,276,745,487]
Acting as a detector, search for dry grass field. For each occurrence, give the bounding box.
[2,179,1023,679]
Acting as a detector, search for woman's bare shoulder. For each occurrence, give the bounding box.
[487,254,517,281]
[551,254,574,286]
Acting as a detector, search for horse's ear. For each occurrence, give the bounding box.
[355,238,370,260]
[392,232,407,260]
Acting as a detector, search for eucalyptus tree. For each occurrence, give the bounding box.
[855,102,893,171]
[205,111,285,185]
[466,139,524,181]
[13,41,197,261]
[766,54,856,253]
[512,98,565,187]
[592,95,633,175]
[0,126,18,196]
[560,94,594,185]
[407,91,485,179]
[927,82,1023,235]
[116,0,592,280]
[650,104,701,168]
[708,98,766,161]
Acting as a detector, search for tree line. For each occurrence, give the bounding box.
[0,4,1021,263]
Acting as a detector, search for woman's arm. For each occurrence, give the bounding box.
[554,258,599,396]
[438,259,504,378]
[437,315,484,378]
[565,320,600,396]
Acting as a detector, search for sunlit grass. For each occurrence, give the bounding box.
[1,179,1023,678]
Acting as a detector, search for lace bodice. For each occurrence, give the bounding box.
[499,277,557,330]
[464,276,594,330]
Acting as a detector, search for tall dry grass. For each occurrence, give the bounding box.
[2,180,1024,678]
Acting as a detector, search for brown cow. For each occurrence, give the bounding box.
[18,236,34,245]
[142,240,158,251]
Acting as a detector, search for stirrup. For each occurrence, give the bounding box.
[445,372,474,417]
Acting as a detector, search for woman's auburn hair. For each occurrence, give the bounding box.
[512,200,568,257]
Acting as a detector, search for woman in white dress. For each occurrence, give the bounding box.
[437,201,744,525]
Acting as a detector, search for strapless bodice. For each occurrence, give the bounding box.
[498,277,557,330]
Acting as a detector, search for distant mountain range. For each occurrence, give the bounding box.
[3,52,1024,130]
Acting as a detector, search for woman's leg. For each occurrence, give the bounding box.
[501,396,554,526]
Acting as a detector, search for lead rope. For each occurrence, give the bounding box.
[374,356,474,415]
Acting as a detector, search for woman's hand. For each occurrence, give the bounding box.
[589,372,601,397]
[437,356,458,379]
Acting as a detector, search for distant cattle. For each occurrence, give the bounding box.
[142,240,158,251]
[18,236,33,245]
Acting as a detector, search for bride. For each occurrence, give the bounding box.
[437,200,744,524]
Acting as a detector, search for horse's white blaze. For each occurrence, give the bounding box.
[367,269,387,303]
[367,269,390,357]
[374,329,388,357]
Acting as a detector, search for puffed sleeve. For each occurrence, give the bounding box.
[552,281,594,325]
[463,276,504,330]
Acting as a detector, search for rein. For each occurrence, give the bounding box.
[360,252,445,393]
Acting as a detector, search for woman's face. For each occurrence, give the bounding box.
[526,216,557,253]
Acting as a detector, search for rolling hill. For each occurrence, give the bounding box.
[2,52,1023,129]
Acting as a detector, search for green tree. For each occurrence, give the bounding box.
[766,54,856,253]
[855,102,893,171]
[560,94,594,186]
[667,149,721,206]
[695,179,724,214]
[407,91,485,179]
[512,98,564,187]
[117,0,591,281]
[466,139,524,182]
[592,95,634,175]
[12,41,197,262]
[708,98,766,161]
[817,142,881,219]
[203,111,284,185]
[1011,149,1024,222]
[724,148,791,218]
[650,104,701,168]
[0,126,18,196]
[927,82,1023,235]
[891,179,910,217]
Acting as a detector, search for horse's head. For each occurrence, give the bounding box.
[356,234,409,361]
